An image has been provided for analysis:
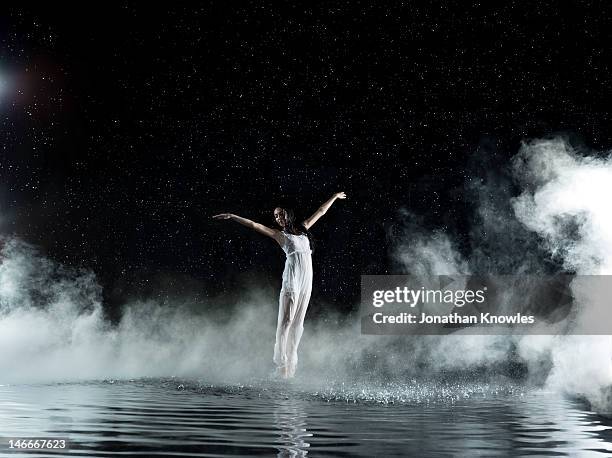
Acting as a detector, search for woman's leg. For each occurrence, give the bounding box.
[285,286,312,377]
[273,290,296,378]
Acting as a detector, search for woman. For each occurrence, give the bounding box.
[213,191,346,378]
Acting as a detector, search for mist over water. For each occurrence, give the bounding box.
[2,136,612,414]
[0,237,280,384]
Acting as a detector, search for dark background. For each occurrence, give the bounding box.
[1,3,611,318]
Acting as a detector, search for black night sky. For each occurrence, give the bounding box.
[1,3,611,318]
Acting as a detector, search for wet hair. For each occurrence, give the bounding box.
[275,207,315,252]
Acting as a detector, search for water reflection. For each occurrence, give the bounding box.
[274,398,311,457]
[511,391,612,455]
[2,380,612,456]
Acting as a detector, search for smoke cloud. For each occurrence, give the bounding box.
[389,136,612,411]
[512,138,612,411]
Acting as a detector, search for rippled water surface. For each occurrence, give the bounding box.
[2,378,612,457]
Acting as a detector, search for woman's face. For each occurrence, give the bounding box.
[274,208,287,228]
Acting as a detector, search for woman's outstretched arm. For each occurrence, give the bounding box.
[302,192,347,230]
[212,213,281,242]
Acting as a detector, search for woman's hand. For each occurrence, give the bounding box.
[334,192,347,199]
[212,213,233,220]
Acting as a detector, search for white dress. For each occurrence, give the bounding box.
[273,231,313,377]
